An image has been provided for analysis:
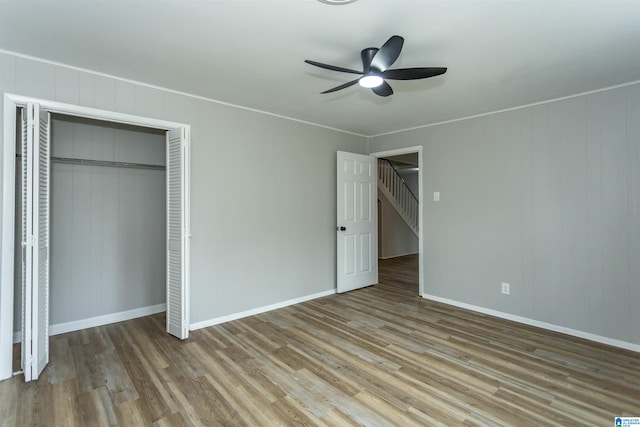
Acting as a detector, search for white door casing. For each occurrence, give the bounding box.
[21,103,50,381]
[336,151,378,293]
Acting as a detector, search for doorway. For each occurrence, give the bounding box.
[1,94,191,381]
[370,147,423,297]
[12,112,167,375]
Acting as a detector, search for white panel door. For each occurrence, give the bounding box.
[166,128,189,339]
[336,151,378,293]
[21,103,50,381]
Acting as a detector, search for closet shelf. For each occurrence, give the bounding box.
[16,154,166,171]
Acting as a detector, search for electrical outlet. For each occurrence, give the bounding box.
[501,282,510,295]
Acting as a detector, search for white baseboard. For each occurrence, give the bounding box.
[190,289,336,331]
[379,252,418,260]
[13,303,166,343]
[421,293,640,353]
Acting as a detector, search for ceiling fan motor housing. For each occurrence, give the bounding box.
[361,48,380,73]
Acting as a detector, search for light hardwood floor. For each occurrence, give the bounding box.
[2,254,638,426]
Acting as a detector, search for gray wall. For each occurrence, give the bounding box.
[49,116,166,324]
[368,83,640,345]
[0,52,366,326]
[13,116,167,331]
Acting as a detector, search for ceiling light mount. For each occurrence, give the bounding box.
[317,0,358,4]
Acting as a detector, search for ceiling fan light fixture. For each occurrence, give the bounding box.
[305,35,447,97]
[359,75,383,88]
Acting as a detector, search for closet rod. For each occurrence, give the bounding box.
[16,154,165,171]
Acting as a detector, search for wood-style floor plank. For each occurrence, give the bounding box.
[2,254,639,426]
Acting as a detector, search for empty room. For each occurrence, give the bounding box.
[0,0,638,425]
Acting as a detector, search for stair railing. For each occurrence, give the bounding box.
[377,158,419,235]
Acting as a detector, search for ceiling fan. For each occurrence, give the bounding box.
[305,35,447,97]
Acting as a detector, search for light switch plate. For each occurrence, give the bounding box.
[434,192,440,201]
[501,282,510,295]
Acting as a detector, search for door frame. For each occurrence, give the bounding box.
[369,146,424,296]
[0,93,191,380]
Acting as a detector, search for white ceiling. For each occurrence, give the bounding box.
[1,0,639,136]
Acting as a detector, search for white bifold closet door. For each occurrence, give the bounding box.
[18,104,189,382]
[21,102,50,382]
[166,128,189,340]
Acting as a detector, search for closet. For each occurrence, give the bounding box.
[4,99,190,382]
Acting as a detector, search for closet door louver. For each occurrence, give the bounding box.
[21,103,50,381]
[166,128,189,339]
[20,108,30,379]
[34,107,50,379]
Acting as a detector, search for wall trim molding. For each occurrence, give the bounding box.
[368,80,640,139]
[13,303,166,343]
[4,50,636,140]
[0,49,366,138]
[422,293,640,353]
[190,289,336,331]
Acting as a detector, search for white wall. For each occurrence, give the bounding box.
[0,52,367,328]
[368,83,640,346]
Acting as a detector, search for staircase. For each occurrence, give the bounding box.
[377,158,419,236]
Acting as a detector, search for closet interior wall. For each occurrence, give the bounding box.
[13,113,167,338]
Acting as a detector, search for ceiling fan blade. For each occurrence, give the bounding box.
[382,67,447,80]
[305,60,362,75]
[370,35,404,72]
[321,79,360,94]
[372,80,393,97]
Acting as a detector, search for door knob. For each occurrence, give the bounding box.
[336,226,346,231]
